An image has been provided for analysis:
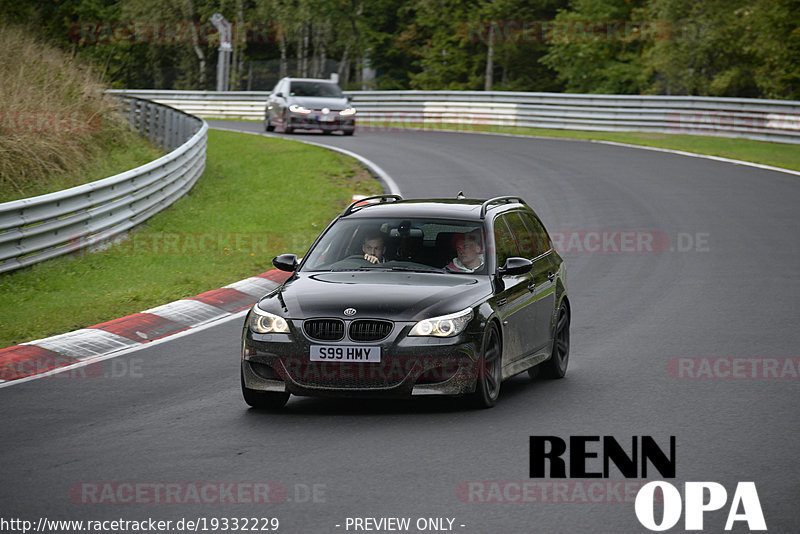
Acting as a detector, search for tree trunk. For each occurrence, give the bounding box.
[311,24,318,78]
[296,31,302,76]
[338,41,351,82]
[184,0,206,90]
[302,23,310,77]
[234,0,246,89]
[484,25,495,91]
[279,34,288,78]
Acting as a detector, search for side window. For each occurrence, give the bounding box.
[505,212,537,258]
[493,216,520,268]
[520,212,551,256]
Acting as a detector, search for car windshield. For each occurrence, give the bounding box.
[289,81,343,98]
[302,218,488,274]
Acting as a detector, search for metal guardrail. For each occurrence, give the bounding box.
[0,97,207,274]
[107,89,800,144]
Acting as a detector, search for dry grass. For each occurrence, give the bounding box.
[0,25,157,202]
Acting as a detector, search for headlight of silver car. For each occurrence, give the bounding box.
[339,107,357,116]
[409,308,473,337]
[249,305,290,334]
[289,104,311,114]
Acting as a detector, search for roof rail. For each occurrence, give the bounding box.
[480,196,526,219]
[341,194,403,216]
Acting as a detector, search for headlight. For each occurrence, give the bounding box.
[339,107,357,116]
[289,104,311,114]
[249,305,290,334]
[409,308,473,337]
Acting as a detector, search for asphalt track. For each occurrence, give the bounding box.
[2,122,798,533]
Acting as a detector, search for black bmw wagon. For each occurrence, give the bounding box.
[240,195,570,409]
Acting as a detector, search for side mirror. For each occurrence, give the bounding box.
[498,257,532,276]
[275,92,284,98]
[273,253,298,272]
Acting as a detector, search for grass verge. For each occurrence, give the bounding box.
[0,129,382,348]
[364,122,800,172]
[0,133,164,203]
[0,25,164,203]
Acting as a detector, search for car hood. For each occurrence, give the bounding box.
[289,96,350,110]
[259,271,491,321]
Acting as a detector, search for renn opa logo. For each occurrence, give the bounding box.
[529,436,766,531]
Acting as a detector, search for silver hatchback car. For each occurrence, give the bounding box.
[265,77,356,135]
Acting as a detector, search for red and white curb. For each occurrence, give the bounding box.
[0,269,291,386]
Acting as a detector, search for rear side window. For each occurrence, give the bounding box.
[493,216,521,267]
[520,212,551,256]
[504,212,538,258]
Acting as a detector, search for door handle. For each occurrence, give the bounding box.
[527,282,536,292]
[547,272,556,282]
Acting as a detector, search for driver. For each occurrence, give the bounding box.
[361,232,387,264]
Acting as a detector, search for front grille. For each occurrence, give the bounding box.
[303,319,345,341]
[349,320,393,342]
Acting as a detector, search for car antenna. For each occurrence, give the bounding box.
[456,191,466,199]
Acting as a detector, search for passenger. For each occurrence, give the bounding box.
[446,230,485,272]
[361,232,387,264]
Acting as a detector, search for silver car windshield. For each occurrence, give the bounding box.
[289,81,343,98]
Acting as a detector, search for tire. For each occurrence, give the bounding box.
[241,368,289,409]
[471,324,502,408]
[343,129,354,136]
[540,302,569,379]
[264,114,274,132]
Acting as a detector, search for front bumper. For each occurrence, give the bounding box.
[241,319,481,398]
[287,112,355,132]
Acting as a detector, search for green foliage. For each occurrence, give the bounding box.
[540,0,651,94]
[1,0,797,97]
[644,0,800,98]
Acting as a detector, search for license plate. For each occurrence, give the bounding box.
[310,345,381,362]
[317,115,334,122]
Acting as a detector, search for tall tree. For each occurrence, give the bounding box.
[540,0,650,94]
[645,0,799,98]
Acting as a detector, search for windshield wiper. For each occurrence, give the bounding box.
[387,266,445,273]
